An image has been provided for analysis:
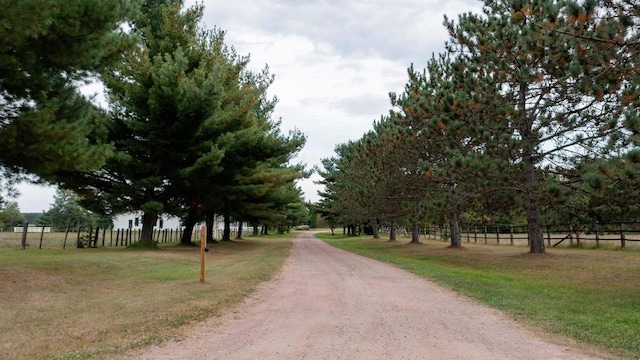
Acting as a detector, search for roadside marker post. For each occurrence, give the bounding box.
[200,226,206,283]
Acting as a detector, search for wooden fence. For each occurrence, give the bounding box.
[422,222,640,248]
[2,224,251,250]
[67,226,186,248]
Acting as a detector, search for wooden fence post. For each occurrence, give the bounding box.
[620,222,626,248]
[21,223,28,250]
[569,224,574,247]
[510,226,514,245]
[200,226,206,283]
[496,227,500,244]
[474,227,477,243]
[595,223,600,248]
[484,226,488,244]
[39,224,45,249]
[546,225,551,246]
[63,222,71,249]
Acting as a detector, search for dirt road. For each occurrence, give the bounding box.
[124,232,606,359]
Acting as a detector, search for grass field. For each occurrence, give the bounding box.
[0,232,294,360]
[317,232,640,359]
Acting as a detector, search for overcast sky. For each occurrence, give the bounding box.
[15,0,481,213]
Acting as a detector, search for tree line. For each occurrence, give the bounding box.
[1,0,309,246]
[316,0,640,254]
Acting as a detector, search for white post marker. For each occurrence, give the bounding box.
[200,226,206,283]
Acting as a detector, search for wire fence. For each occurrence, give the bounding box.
[1,224,251,250]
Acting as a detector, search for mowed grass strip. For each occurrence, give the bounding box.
[317,233,640,360]
[0,232,293,360]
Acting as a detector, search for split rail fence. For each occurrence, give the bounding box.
[422,222,640,248]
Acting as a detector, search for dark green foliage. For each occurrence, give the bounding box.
[53,1,306,246]
[0,0,139,179]
[318,0,640,253]
[0,200,25,229]
[37,189,107,231]
[443,0,636,252]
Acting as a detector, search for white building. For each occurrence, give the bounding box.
[111,212,182,230]
[111,212,252,234]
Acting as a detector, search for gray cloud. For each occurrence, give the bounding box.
[197,0,481,66]
[331,93,390,117]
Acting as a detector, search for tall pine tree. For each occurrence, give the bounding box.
[0,0,138,180]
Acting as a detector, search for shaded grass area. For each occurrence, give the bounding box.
[0,232,294,360]
[317,233,640,360]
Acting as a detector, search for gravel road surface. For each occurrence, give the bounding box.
[121,231,607,360]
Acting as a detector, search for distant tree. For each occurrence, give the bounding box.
[214,127,306,241]
[317,142,371,237]
[0,0,139,181]
[227,163,308,240]
[38,189,101,231]
[306,202,318,228]
[0,201,25,230]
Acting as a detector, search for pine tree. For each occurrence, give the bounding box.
[444,0,631,253]
[0,0,138,180]
[56,1,307,247]
[56,1,243,246]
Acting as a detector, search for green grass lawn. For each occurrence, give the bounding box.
[0,232,293,360]
[317,233,640,360]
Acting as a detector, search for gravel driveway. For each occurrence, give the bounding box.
[122,231,607,360]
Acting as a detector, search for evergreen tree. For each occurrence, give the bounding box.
[0,0,138,180]
[0,201,25,230]
[574,151,640,223]
[444,0,631,253]
[56,1,306,247]
[59,2,229,245]
[38,189,101,231]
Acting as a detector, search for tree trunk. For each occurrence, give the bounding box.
[139,212,158,247]
[252,224,259,236]
[180,205,199,245]
[519,81,545,254]
[526,195,545,253]
[410,218,420,244]
[205,211,217,244]
[236,222,243,239]
[222,213,231,241]
[410,207,420,244]
[524,154,545,253]
[450,211,462,248]
[371,218,380,239]
[389,220,397,241]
